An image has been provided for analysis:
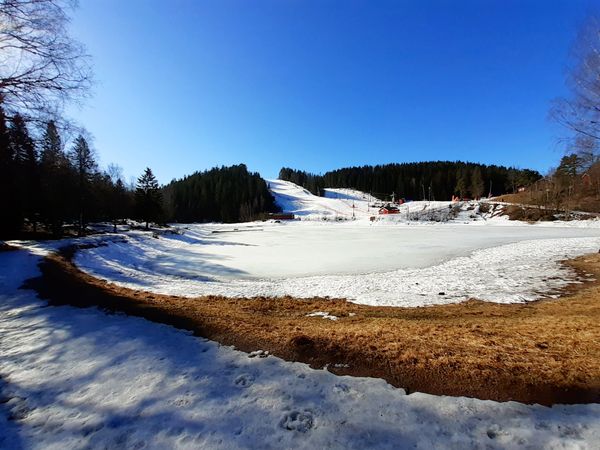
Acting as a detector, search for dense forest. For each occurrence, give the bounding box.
[163,165,279,223]
[279,162,542,201]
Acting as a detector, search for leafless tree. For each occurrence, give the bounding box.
[0,0,92,121]
[550,14,600,166]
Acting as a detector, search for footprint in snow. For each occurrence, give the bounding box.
[333,383,350,394]
[234,373,255,388]
[279,410,314,432]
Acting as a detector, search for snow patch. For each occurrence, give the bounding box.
[306,311,338,321]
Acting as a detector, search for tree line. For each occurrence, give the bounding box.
[0,107,169,238]
[0,106,283,238]
[163,165,279,223]
[279,162,541,201]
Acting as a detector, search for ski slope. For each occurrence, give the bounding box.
[269,179,465,222]
[268,179,377,219]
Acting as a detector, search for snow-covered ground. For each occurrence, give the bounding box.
[1,248,599,449]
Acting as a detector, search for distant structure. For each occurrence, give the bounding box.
[268,213,296,220]
[379,204,400,215]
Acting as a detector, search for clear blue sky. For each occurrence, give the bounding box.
[68,0,597,184]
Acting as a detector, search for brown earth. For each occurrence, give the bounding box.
[28,244,600,406]
[495,192,600,216]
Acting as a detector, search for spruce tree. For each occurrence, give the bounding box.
[9,114,39,232]
[470,166,485,199]
[0,103,21,237]
[69,135,97,235]
[135,167,163,230]
[455,168,469,199]
[108,178,131,232]
[40,121,71,236]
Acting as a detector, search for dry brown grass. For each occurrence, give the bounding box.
[496,192,600,215]
[29,245,600,405]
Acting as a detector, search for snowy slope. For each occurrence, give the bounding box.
[269,180,600,227]
[268,179,375,219]
[323,188,379,203]
[1,248,599,449]
[269,179,472,222]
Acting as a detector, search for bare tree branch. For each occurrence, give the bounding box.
[0,0,92,122]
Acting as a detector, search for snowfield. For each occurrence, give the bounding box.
[74,221,600,306]
[1,249,599,449]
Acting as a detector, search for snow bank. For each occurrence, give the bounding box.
[1,249,599,449]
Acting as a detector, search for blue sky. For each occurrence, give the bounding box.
[68,0,596,184]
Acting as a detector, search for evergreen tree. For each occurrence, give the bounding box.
[0,103,21,237]
[108,178,131,232]
[9,114,39,231]
[454,168,469,199]
[556,154,582,178]
[69,135,97,235]
[135,167,163,230]
[40,121,72,236]
[470,166,485,199]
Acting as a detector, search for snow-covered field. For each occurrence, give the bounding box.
[1,249,599,449]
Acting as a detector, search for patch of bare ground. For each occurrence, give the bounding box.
[28,245,600,406]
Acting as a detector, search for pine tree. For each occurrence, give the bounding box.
[470,166,485,199]
[108,178,131,232]
[40,121,71,236]
[41,121,62,165]
[9,114,39,232]
[135,167,163,230]
[455,168,469,199]
[556,154,582,178]
[69,135,97,235]
[0,103,21,237]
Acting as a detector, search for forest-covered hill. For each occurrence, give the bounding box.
[279,162,541,201]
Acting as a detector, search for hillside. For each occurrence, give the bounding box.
[269,179,477,222]
[279,161,541,201]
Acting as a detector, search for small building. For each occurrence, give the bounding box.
[379,205,400,215]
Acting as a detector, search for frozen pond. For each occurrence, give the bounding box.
[75,221,600,307]
[174,222,600,278]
